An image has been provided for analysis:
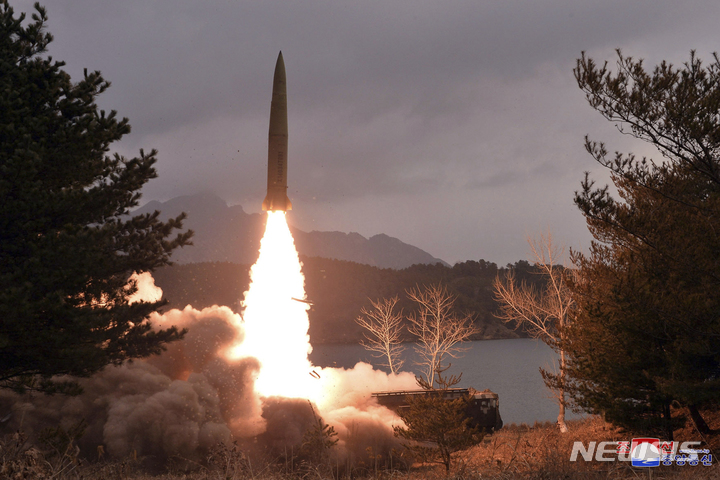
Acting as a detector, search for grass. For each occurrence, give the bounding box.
[2,411,719,479]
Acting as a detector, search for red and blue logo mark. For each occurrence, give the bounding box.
[630,438,662,467]
[627,438,712,467]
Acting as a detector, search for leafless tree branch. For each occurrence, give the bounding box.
[406,284,478,386]
[356,296,405,374]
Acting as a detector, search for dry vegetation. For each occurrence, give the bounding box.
[3,410,719,479]
[452,415,718,480]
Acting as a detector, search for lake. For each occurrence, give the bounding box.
[310,338,581,425]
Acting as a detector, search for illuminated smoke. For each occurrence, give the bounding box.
[127,271,163,305]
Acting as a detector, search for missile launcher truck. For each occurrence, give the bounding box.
[372,387,503,432]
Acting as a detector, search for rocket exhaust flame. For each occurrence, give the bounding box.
[227,211,320,402]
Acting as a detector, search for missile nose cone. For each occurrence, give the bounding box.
[274,51,286,87]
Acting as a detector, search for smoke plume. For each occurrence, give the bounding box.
[0,272,416,467]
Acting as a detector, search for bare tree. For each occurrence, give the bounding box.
[406,284,478,386]
[493,234,575,433]
[356,296,405,374]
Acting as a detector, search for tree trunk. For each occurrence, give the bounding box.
[663,401,674,441]
[688,404,711,434]
[442,445,451,472]
[557,349,568,433]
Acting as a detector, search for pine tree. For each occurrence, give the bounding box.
[565,50,720,437]
[0,2,192,394]
[393,368,483,473]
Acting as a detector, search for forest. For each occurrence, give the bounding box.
[153,257,542,344]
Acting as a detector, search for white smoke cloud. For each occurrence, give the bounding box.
[126,271,163,305]
[0,303,261,464]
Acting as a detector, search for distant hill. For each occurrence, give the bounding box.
[134,193,448,269]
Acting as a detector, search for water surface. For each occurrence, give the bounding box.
[310,338,579,425]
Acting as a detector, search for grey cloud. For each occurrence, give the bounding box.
[10,0,719,262]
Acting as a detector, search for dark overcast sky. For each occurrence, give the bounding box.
[13,0,720,264]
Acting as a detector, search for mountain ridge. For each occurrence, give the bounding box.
[134,192,448,269]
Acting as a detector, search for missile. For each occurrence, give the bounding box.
[262,52,292,212]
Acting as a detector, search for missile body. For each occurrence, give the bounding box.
[262,52,292,212]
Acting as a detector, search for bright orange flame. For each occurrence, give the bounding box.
[227,211,321,401]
